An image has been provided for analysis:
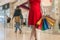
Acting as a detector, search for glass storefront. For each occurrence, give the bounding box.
[0,6,10,23]
[0,6,4,23]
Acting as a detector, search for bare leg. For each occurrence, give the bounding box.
[30,26,34,40]
[30,25,37,40]
[34,28,37,40]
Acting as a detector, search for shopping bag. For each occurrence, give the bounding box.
[42,18,49,30]
[36,17,43,29]
[44,18,49,29]
[37,21,43,30]
[46,16,55,26]
[36,17,42,25]
[46,19,55,26]
[45,15,56,23]
[42,21,45,30]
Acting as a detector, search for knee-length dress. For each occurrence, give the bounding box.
[28,0,42,26]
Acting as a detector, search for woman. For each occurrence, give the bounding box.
[13,6,23,33]
[28,0,42,40]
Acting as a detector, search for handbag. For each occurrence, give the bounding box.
[7,17,11,23]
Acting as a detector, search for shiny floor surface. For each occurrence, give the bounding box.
[0,23,35,40]
[0,23,60,40]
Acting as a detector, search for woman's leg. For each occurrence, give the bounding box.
[17,22,22,33]
[30,25,37,40]
[30,26,34,39]
[15,23,18,33]
[34,28,37,40]
[18,26,22,33]
[15,26,17,33]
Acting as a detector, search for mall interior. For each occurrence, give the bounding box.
[0,0,60,40]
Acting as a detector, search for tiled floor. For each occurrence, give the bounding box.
[0,23,60,40]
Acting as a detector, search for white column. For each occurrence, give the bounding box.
[53,0,59,33]
[10,3,15,28]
